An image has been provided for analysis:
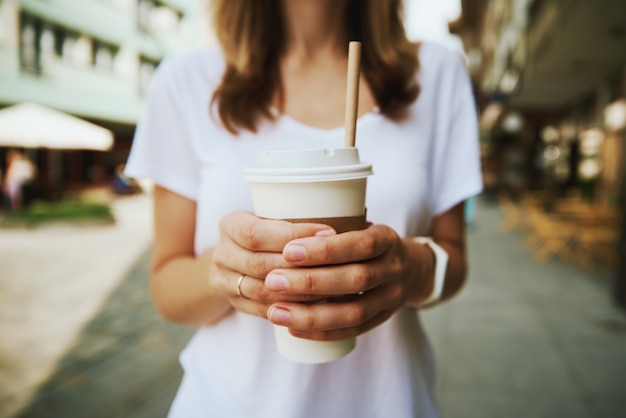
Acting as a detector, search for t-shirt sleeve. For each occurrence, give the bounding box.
[429,49,483,216]
[124,57,201,201]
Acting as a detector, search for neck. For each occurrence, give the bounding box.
[280,0,348,58]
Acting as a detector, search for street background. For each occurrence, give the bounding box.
[1,0,626,417]
[1,192,624,418]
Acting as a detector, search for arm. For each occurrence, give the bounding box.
[150,185,231,325]
[406,201,467,305]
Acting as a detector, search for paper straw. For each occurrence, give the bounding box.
[344,41,362,147]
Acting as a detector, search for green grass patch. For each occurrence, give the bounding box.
[1,200,115,228]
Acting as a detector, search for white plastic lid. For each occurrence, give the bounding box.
[245,147,373,183]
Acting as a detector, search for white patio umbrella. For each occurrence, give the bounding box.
[0,102,114,150]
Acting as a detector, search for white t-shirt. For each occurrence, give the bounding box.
[126,42,482,418]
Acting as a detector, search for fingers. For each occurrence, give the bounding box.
[266,224,406,299]
[227,272,327,312]
[215,211,337,281]
[266,282,403,341]
[266,263,380,296]
[282,224,393,266]
[266,236,405,295]
[219,215,409,340]
[229,276,270,319]
[220,211,335,253]
[290,310,395,342]
[214,238,288,278]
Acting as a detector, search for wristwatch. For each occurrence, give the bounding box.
[410,237,449,308]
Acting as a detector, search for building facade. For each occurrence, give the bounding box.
[452,0,626,201]
[451,0,626,305]
[0,0,206,195]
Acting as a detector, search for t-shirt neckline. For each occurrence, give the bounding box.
[272,107,382,137]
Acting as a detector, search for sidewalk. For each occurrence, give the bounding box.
[2,195,625,417]
[421,198,626,418]
[0,193,156,417]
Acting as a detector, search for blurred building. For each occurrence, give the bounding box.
[451,0,626,203]
[450,0,626,305]
[0,0,206,197]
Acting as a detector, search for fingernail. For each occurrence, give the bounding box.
[266,273,288,291]
[315,228,336,237]
[284,244,306,261]
[268,306,291,325]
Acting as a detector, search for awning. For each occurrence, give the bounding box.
[0,102,114,151]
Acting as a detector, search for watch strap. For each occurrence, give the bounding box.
[409,237,449,308]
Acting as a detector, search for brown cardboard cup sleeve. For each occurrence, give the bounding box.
[277,213,367,234]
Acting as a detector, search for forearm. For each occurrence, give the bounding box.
[403,236,467,307]
[150,249,232,326]
[404,202,468,307]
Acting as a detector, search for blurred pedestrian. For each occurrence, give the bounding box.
[125,0,482,417]
[0,162,4,212]
[3,150,36,211]
[110,163,141,195]
[465,196,477,229]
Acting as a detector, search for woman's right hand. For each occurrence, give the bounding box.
[212,210,336,320]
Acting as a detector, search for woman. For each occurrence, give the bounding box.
[126,0,482,416]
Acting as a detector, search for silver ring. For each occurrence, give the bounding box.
[236,274,247,299]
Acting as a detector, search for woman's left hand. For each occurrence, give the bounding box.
[264,224,432,341]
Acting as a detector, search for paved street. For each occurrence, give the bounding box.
[1,194,625,417]
[0,192,173,417]
[422,198,626,418]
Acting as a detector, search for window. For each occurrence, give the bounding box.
[40,25,55,68]
[0,0,6,44]
[137,0,183,34]
[137,0,153,32]
[60,33,75,62]
[138,56,159,94]
[57,32,92,69]
[92,40,119,72]
[18,11,130,80]
[20,13,42,74]
[19,13,96,74]
[149,6,181,34]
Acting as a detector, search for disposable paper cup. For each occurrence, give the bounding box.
[245,147,373,363]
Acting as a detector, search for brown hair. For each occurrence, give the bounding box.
[210,0,419,134]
